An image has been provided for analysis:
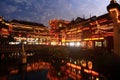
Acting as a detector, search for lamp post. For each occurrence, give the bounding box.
[107,0,120,55]
[19,41,27,80]
[21,41,27,67]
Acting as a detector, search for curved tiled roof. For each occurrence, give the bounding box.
[11,20,46,27]
[107,0,120,11]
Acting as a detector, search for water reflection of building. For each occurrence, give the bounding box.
[49,14,114,50]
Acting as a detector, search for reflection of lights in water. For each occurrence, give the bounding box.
[81,60,86,67]
[12,53,14,56]
[92,76,94,80]
[27,53,34,56]
[14,53,16,55]
[23,41,27,44]
[9,42,20,45]
[77,59,81,65]
[74,61,77,64]
[88,61,93,69]
[61,60,64,63]
[58,72,61,76]
[17,53,20,56]
[73,69,76,72]
[72,68,74,72]
[96,77,99,80]
[78,70,81,74]
[70,59,72,62]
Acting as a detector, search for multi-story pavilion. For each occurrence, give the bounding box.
[0,17,50,45]
[49,19,70,45]
[10,20,50,45]
[49,14,114,51]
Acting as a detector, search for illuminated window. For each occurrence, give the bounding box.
[66,43,69,46]
[62,43,65,46]
[95,41,102,47]
[76,42,80,47]
[103,40,107,47]
[69,42,74,46]
[81,41,86,48]
[87,41,93,48]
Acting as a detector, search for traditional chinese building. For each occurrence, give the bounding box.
[10,20,50,45]
[49,14,114,51]
[49,19,70,45]
[0,16,13,44]
[107,0,120,55]
[0,17,50,45]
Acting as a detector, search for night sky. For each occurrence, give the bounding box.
[0,0,119,27]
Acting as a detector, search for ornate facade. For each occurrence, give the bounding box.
[49,19,70,45]
[0,18,50,45]
[10,20,50,45]
[49,14,114,50]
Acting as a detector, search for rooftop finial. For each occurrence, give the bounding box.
[110,0,116,3]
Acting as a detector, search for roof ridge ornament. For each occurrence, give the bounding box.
[107,0,120,12]
[110,0,116,3]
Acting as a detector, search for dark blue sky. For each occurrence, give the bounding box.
[0,0,118,27]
